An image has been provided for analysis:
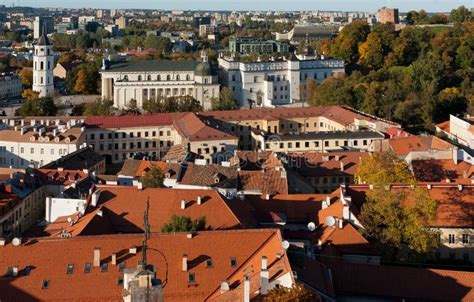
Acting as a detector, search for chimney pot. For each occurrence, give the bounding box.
[244,275,250,302]
[93,248,101,267]
[197,196,202,205]
[12,266,19,277]
[111,253,117,265]
[181,200,186,209]
[129,246,137,254]
[338,219,344,229]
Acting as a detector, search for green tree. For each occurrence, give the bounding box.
[16,97,58,116]
[355,152,415,186]
[360,187,438,260]
[161,215,207,233]
[140,165,164,188]
[264,285,317,302]
[329,20,371,68]
[211,87,237,110]
[449,6,472,23]
[144,35,173,53]
[83,98,114,116]
[120,99,141,115]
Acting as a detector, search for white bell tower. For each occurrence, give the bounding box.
[32,26,54,98]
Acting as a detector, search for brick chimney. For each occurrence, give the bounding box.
[260,256,269,295]
[93,248,101,267]
[182,254,188,272]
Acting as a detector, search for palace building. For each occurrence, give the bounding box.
[218,52,345,107]
[100,51,219,110]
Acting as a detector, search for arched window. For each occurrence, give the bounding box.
[123,75,129,81]
[186,74,190,81]
[138,75,142,81]
[40,62,44,70]
[157,75,161,81]
[166,75,171,81]
[147,75,151,81]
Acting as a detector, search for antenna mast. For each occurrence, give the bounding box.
[141,197,151,268]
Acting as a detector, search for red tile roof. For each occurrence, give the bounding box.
[174,113,236,142]
[85,113,174,129]
[346,184,474,228]
[239,170,289,195]
[324,260,474,301]
[388,135,453,156]
[0,229,292,302]
[93,186,244,232]
[412,159,474,182]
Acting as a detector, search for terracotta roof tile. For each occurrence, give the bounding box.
[0,229,292,301]
[388,135,453,156]
[85,113,174,129]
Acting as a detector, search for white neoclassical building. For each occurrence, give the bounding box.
[100,52,219,110]
[218,53,345,107]
[32,30,54,98]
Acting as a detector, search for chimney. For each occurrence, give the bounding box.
[111,253,117,265]
[31,119,36,126]
[197,196,202,205]
[458,184,463,191]
[181,200,186,209]
[93,248,101,267]
[137,182,143,190]
[0,238,6,246]
[260,256,269,294]
[12,266,19,277]
[338,219,344,229]
[340,161,344,171]
[244,275,250,302]
[427,184,432,190]
[265,193,270,200]
[129,246,137,254]
[343,205,350,220]
[322,195,330,209]
[317,239,322,250]
[182,254,188,272]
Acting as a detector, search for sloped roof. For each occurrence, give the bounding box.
[388,135,453,156]
[85,113,174,129]
[179,163,238,189]
[93,186,244,232]
[101,59,200,73]
[412,159,474,182]
[238,170,288,195]
[324,260,474,301]
[0,229,292,302]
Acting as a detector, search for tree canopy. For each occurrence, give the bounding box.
[83,98,114,116]
[16,96,58,117]
[161,215,207,233]
[211,87,237,110]
[264,285,317,302]
[140,165,165,188]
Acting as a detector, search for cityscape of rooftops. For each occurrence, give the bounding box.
[0,1,473,301]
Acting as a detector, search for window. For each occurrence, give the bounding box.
[305,142,309,148]
[448,234,455,244]
[119,261,126,272]
[117,277,124,286]
[66,264,74,274]
[324,141,329,147]
[206,259,213,268]
[24,266,32,276]
[31,148,34,154]
[462,234,469,244]
[188,272,196,283]
[101,263,108,272]
[363,139,367,146]
[230,257,237,267]
[84,262,91,273]
[42,280,49,289]
[138,75,142,81]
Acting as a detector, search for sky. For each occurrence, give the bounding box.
[5,0,473,12]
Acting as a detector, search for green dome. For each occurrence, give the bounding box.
[194,62,212,76]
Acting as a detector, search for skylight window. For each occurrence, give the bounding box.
[206,259,213,268]
[188,272,196,283]
[42,280,49,289]
[66,264,74,274]
[23,266,32,276]
[119,261,125,272]
[84,262,91,273]
[101,262,108,272]
[230,257,237,267]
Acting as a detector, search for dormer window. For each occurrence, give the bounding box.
[66,264,74,274]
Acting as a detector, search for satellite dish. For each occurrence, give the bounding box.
[12,237,21,246]
[281,240,290,250]
[307,222,316,231]
[325,216,336,227]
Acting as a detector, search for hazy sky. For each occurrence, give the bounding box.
[5,0,473,12]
